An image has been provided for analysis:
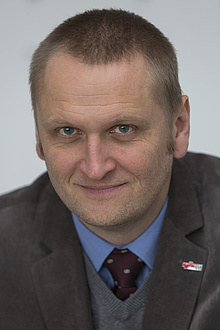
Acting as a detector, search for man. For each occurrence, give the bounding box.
[0,9,219,330]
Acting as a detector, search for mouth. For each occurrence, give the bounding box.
[78,183,126,196]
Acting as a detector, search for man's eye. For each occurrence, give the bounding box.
[59,127,75,136]
[114,125,132,134]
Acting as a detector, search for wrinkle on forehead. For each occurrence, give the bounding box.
[42,94,145,109]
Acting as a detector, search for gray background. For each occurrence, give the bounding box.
[1,0,220,195]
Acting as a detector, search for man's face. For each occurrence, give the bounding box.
[36,53,175,236]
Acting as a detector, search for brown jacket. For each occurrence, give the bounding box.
[0,152,220,329]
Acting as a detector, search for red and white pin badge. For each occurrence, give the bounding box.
[182,261,203,272]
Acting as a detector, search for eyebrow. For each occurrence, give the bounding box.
[42,119,75,128]
[108,115,148,125]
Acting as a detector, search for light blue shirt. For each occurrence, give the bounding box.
[72,198,168,289]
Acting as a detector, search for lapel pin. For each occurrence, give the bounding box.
[182,261,203,272]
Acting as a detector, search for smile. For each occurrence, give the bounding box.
[79,183,126,196]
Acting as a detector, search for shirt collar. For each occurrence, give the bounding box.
[72,197,168,272]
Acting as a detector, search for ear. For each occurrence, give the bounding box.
[173,95,190,159]
[35,122,45,161]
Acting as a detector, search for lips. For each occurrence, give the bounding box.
[78,183,126,196]
[82,184,124,190]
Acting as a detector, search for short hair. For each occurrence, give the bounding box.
[29,8,182,123]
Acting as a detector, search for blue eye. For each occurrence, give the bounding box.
[115,125,132,134]
[59,127,75,136]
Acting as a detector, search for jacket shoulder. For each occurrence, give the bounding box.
[174,152,220,186]
[0,172,51,210]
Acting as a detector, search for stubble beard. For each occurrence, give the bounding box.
[68,141,174,230]
[56,157,172,232]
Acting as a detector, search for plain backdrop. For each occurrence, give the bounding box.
[1,0,220,195]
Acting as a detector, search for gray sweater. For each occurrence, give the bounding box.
[83,252,151,329]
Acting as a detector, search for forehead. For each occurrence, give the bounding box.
[37,53,164,128]
[42,53,151,98]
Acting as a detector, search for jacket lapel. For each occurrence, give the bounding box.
[143,219,207,330]
[143,158,207,330]
[31,179,93,330]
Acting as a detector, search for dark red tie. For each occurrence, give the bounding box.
[104,248,144,300]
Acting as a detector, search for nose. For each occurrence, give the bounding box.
[79,137,117,180]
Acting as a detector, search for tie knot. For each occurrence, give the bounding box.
[104,248,144,300]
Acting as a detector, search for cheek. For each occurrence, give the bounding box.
[116,145,152,177]
[44,147,80,179]
[122,141,171,179]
